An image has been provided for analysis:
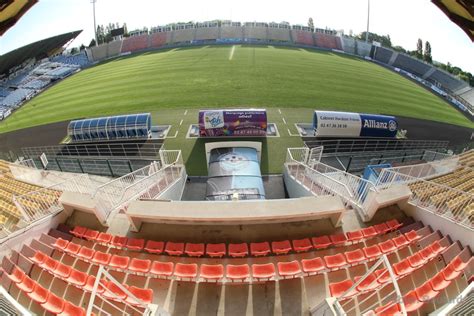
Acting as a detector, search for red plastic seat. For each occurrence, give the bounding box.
[110,236,128,248]
[77,246,95,261]
[109,255,130,270]
[329,233,347,246]
[301,257,326,274]
[54,262,72,278]
[405,230,421,243]
[374,222,390,234]
[277,260,301,278]
[311,235,332,249]
[392,235,409,248]
[144,240,165,254]
[379,239,397,254]
[329,279,356,298]
[64,242,81,255]
[31,251,47,265]
[53,238,69,250]
[271,240,292,255]
[407,253,425,268]
[375,268,390,284]
[386,219,402,231]
[126,286,153,305]
[165,241,185,256]
[430,240,446,254]
[346,230,364,243]
[7,266,25,283]
[361,227,378,238]
[150,261,174,278]
[70,226,87,238]
[206,243,226,257]
[250,242,271,256]
[252,263,276,281]
[442,264,462,281]
[91,251,111,265]
[226,264,250,281]
[420,245,437,261]
[292,238,313,252]
[41,256,58,271]
[125,238,144,251]
[324,253,347,270]
[430,271,451,291]
[103,281,128,300]
[185,243,205,257]
[58,302,86,316]
[393,260,415,276]
[83,229,99,241]
[200,264,224,281]
[354,274,379,292]
[41,292,65,314]
[228,243,249,257]
[16,275,35,293]
[403,290,424,312]
[27,284,49,303]
[174,263,197,280]
[67,269,88,287]
[416,282,439,301]
[84,275,105,293]
[363,245,382,261]
[129,258,151,274]
[450,256,468,271]
[344,249,366,265]
[374,301,400,316]
[96,232,112,244]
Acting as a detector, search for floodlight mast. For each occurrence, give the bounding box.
[91,0,98,46]
[365,0,370,43]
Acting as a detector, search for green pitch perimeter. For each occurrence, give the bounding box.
[1,45,472,174]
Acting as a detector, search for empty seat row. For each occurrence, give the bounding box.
[69,219,402,257]
[28,251,153,306]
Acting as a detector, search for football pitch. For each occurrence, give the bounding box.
[0,45,471,174]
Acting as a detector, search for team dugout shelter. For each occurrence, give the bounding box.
[67,113,152,142]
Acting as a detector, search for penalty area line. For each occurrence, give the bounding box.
[229,45,235,61]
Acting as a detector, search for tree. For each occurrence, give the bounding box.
[423,41,432,63]
[80,44,86,51]
[358,32,392,47]
[70,47,78,55]
[308,17,314,31]
[416,38,423,59]
[88,39,96,47]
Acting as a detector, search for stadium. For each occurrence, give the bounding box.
[0,0,472,315]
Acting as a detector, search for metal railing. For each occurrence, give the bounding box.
[286,147,309,164]
[376,169,473,229]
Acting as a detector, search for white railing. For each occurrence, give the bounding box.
[286,147,309,164]
[379,157,460,181]
[138,165,184,200]
[16,159,37,169]
[376,169,473,229]
[8,162,77,187]
[160,149,183,166]
[422,150,453,162]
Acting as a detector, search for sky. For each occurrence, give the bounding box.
[0,0,473,72]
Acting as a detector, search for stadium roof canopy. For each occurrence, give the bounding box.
[0,0,38,36]
[0,30,82,76]
[432,0,474,41]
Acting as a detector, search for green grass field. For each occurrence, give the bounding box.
[1,45,471,174]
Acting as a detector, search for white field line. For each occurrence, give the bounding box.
[179,119,183,126]
[282,117,287,125]
[184,110,188,115]
[278,109,282,114]
[229,45,236,61]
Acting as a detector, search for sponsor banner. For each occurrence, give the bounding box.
[199,109,267,137]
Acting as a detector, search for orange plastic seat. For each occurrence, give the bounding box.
[329,279,356,298]
[7,266,25,283]
[165,241,185,256]
[430,240,446,254]
[54,262,72,278]
[430,271,451,291]
[344,249,366,265]
[392,235,409,248]
[84,275,105,293]
[70,226,87,238]
[250,242,271,256]
[252,263,276,281]
[129,258,151,274]
[41,292,65,314]
[324,253,347,270]
[363,245,382,261]
[31,251,47,265]
[442,263,462,281]
[110,236,128,248]
[185,243,205,257]
[361,227,378,238]
[126,286,153,305]
[292,238,313,252]
[27,283,49,303]
[41,256,58,272]
[374,222,390,234]
[329,233,347,246]
[109,255,130,270]
[386,219,402,231]
[405,230,421,243]
[150,261,174,277]
[301,257,326,274]
[103,281,128,300]
[16,275,35,293]
[354,274,379,292]
[277,260,301,278]
[83,229,99,241]
[205,243,226,257]
[77,246,95,261]
[271,240,292,255]
[200,264,224,281]
[375,268,391,284]
[64,242,81,254]
[53,238,69,250]
[450,256,468,271]
[403,290,424,312]
[144,240,164,254]
[174,263,198,280]
[126,238,145,251]
[67,269,88,287]
[393,259,415,276]
[346,230,364,243]
[228,243,249,257]
[374,301,400,315]
[379,239,397,254]
[226,264,250,281]
[407,253,425,268]
[420,245,437,261]
[415,282,439,301]
[96,232,113,244]
[91,251,111,265]
[311,235,332,249]
[58,302,86,316]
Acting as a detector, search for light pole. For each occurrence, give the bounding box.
[365,0,370,42]
[91,0,98,46]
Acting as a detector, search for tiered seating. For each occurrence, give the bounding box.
[70,219,402,257]
[458,150,474,168]
[121,35,149,53]
[150,33,167,48]
[314,33,342,50]
[294,31,314,46]
[0,88,34,107]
